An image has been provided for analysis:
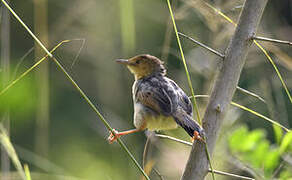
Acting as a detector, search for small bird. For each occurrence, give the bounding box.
[108,54,204,143]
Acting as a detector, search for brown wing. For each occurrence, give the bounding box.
[136,82,173,116]
[167,78,193,116]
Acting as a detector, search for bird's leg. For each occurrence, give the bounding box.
[108,128,141,143]
[191,131,205,143]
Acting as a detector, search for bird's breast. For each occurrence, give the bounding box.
[133,103,177,130]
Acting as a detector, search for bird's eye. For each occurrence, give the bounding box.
[136,60,141,64]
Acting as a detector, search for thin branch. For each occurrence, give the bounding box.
[252,36,292,46]
[282,154,292,166]
[271,161,284,179]
[229,156,263,179]
[70,38,86,69]
[208,169,255,180]
[153,168,165,180]
[12,47,34,79]
[142,137,151,169]
[236,86,266,103]
[178,32,225,58]
[155,134,192,146]
[143,134,165,180]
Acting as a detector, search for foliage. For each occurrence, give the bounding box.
[228,126,292,179]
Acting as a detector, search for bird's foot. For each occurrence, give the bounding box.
[108,129,120,144]
[191,131,206,143]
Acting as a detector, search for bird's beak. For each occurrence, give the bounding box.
[116,59,130,65]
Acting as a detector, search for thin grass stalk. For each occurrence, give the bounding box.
[230,102,290,132]
[254,41,292,103]
[0,40,70,96]
[0,125,26,180]
[0,1,150,179]
[165,1,215,179]
[24,164,32,180]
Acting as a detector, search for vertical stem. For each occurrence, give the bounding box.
[0,0,10,178]
[33,0,50,157]
[1,1,11,178]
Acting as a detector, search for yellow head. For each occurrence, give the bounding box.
[116,54,166,80]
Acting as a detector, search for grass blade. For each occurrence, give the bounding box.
[24,164,32,180]
[254,41,292,103]
[0,125,26,180]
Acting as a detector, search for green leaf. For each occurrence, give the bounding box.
[228,126,249,152]
[279,131,292,154]
[263,149,280,174]
[241,129,265,152]
[273,124,283,145]
[249,140,269,168]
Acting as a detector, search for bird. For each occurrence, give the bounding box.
[108,54,204,143]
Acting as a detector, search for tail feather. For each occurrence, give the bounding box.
[173,113,204,138]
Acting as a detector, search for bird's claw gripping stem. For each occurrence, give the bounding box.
[191,131,206,143]
[108,129,120,143]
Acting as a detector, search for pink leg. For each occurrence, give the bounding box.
[108,128,141,143]
[191,131,205,143]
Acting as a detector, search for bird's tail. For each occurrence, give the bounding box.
[173,113,205,138]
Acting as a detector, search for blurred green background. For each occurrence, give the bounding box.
[0,0,292,179]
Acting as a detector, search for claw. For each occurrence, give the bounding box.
[191,131,205,143]
[108,129,120,143]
